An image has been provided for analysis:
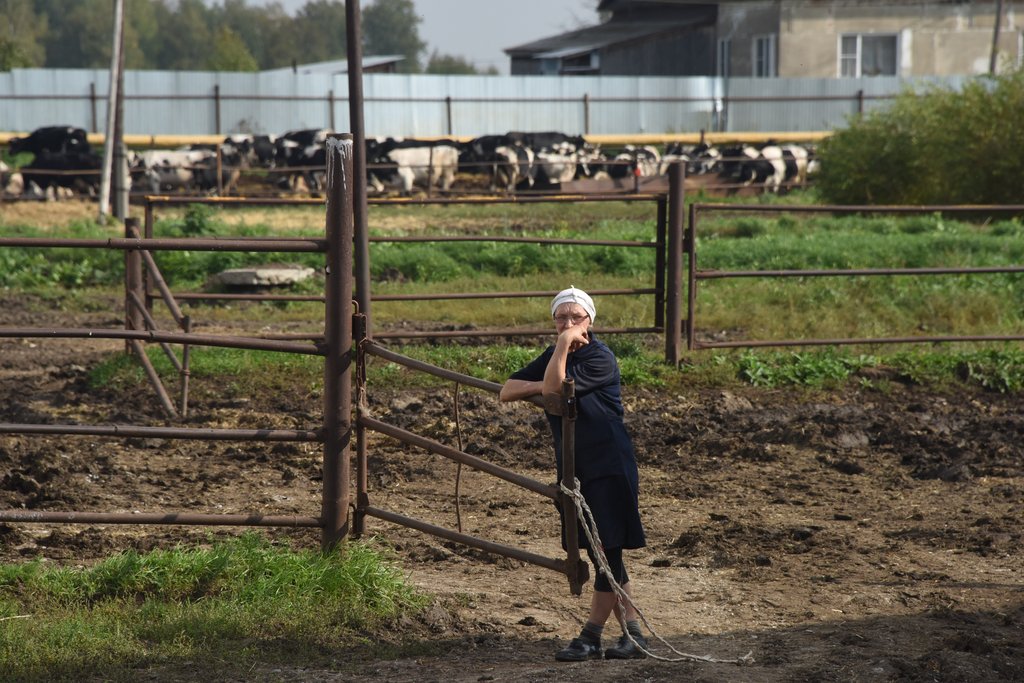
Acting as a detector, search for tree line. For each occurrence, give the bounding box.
[0,0,496,74]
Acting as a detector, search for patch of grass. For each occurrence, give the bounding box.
[719,346,1024,392]
[0,534,427,682]
[89,347,324,398]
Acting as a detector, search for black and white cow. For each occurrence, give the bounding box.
[134,149,219,194]
[608,144,661,179]
[8,126,91,158]
[367,138,460,195]
[6,126,102,197]
[778,143,811,187]
[224,133,278,168]
[717,144,787,193]
[458,134,535,192]
[661,141,722,176]
[272,128,331,193]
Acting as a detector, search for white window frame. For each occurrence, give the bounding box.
[717,38,731,78]
[838,33,900,77]
[752,34,777,78]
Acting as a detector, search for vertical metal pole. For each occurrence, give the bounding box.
[990,0,1004,74]
[321,134,355,550]
[654,196,666,329]
[687,202,698,351]
[328,89,336,131]
[445,96,453,136]
[346,0,372,334]
[90,82,98,133]
[426,145,434,198]
[665,163,685,364]
[98,0,124,221]
[353,313,368,537]
[113,25,129,221]
[215,146,224,196]
[143,201,154,316]
[180,315,192,418]
[583,93,590,135]
[214,85,222,135]
[559,378,587,596]
[124,218,144,355]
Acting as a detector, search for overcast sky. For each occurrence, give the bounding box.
[235,0,600,74]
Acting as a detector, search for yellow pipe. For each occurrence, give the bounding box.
[1,130,832,149]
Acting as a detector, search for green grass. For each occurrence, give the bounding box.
[0,534,428,682]
[90,339,1024,398]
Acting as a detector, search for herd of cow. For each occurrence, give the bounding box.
[0,125,819,200]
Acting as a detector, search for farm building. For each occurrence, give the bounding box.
[506,0,1024,78]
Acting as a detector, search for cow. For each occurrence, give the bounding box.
[224,133,278,168]
[0,160,23,196]
[489,144,535,193]
[134,149,219,194]
[608,144,661,179]
[779,143,811,187]
[367,138,460,195]
[16,149,103,198]
[506,131,587,155]
[661,141,722,176]
[272,128,332,193]
[717,144,786,193]
[459,134,527,192]
[8,126,91,158]
[188,138,253,194]
[6,126,102,197]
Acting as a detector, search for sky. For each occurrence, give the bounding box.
[242,0,600,74]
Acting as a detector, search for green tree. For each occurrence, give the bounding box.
[425,50,497,75]
[0,0,47,69]
[362,0,425,73]
[123,0,162,69]
[287,0,347,66]
[37,0,114,68]
[150,0,216,70]
[220,0,293,69]
[207,26,258,71]
[816,68,1024,205]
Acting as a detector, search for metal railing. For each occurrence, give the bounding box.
[139,168,687,362]
[686,202,1024,350]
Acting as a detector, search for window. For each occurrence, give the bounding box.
[753,34,777,77]
[560,51,599,75]
[840,34,898,77]
[717,39,731,78]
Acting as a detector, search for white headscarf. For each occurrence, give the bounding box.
[550,286,596,323]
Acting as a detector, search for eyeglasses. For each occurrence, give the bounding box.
[553,314,590,325]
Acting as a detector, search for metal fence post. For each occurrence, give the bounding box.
[687,201,698,351]
[665,163,685,364]
[353,312,368,537]
[560,378,588,596]
[124,217,144,354]
[321,133,355,551]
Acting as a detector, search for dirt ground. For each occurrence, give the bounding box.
[0,292,1021,682]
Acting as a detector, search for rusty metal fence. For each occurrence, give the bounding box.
[138,167,687,361]
[0,135,598,592]
[685,202,1024,350]
[0,138,352,551]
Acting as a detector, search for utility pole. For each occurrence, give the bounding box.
[99,0,125,221]
[990,0,1004,74]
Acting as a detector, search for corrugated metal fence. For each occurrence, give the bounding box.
[0,68,969,138]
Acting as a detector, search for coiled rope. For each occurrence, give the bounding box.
[560,478,754,665]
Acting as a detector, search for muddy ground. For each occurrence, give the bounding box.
[0,293,1021,682]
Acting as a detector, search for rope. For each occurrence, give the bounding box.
[560,478,754,665]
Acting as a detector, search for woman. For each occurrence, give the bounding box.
[500,286,648,662]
